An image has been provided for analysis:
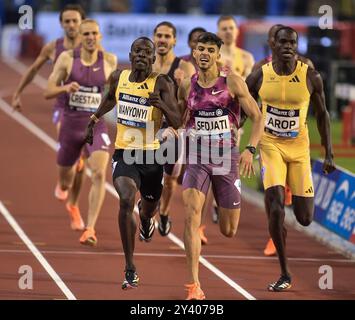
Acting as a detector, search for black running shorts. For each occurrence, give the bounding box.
[112,149,163,202]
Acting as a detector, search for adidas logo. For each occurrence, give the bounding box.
[138,83,148,89]
[289,75,300,83]
[305,186,314,194]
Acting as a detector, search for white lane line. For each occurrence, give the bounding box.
[0,201,76,300]
[1,59,256,300]
[2,249,354,264]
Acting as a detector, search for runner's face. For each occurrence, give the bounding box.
[130,40,155,70]
[274,30,298,62]
[61,10,82,40]
[80,23,101,52]
[154,25,176,56]
[188,31,204,50]
[193,42,220,71]
[217,19,238,46]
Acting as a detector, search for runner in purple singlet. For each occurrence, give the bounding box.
[45,19,117,246]
[179,32,263,300]
[12,4,85,130]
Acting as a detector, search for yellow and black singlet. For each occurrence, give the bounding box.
[115,70,163,150]
[259,60,310,144]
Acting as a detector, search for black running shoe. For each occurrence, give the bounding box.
[267,275,292,292]
[158,214,172,236]
[122,270,139,290]
[137,199,155,242]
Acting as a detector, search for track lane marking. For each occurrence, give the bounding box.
[0,201,76,300]
[0,59,256,300]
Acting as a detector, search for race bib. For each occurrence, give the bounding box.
[194,109,231,137]
[117,93,152,128]
[69,86,101,112]
[265,105,300,138]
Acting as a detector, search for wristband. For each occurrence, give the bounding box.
[90,114,100,124]
[245,144,256,155]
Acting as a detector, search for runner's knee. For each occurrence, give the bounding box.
[220,226,236,238]
[184,202,201,227]
[295,212,313,226]
[119,194,135,213]
[293,198,314,226]
[117,184,136,213]
[266,190,284,219]
[219,212,239,238]
[91,168,105,183]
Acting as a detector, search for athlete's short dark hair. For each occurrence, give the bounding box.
[197,32,224,49]
[131,37,155,51]
[274,26,299,41]
[268,24,284,39]
[188,27,206,42]
[59,4,86,22]
[217,15,237,26]
[154,21,177,38]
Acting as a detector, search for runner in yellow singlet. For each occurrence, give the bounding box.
[84,37,181,290]
[252,24,316,257]
[217,15,255,79]
[247,26,335,292]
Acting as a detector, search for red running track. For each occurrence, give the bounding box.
[0,58,354,300]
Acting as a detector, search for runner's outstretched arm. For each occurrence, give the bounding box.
[45,51,79,99]
[308,69,336,174]
[12,42,55,111]
[228,73,264,178]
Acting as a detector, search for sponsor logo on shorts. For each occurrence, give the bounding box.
[211,89,224,95]
[234,179,241,194]
[305,186,314,194]
[101,133,111,146]
[112,160,118,173]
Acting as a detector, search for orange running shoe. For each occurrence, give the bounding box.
[284,185,292,206]
[66,203,85,231]
[185,283,206,300]
[76,156,85,172]
[264,238,277,256]
[54,183,68,201]
[199,225,208,245]
[79,227,97,246]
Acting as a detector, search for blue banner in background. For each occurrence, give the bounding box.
[313,160,355,243]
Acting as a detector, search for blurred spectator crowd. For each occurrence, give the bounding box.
[0,0,354,25]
